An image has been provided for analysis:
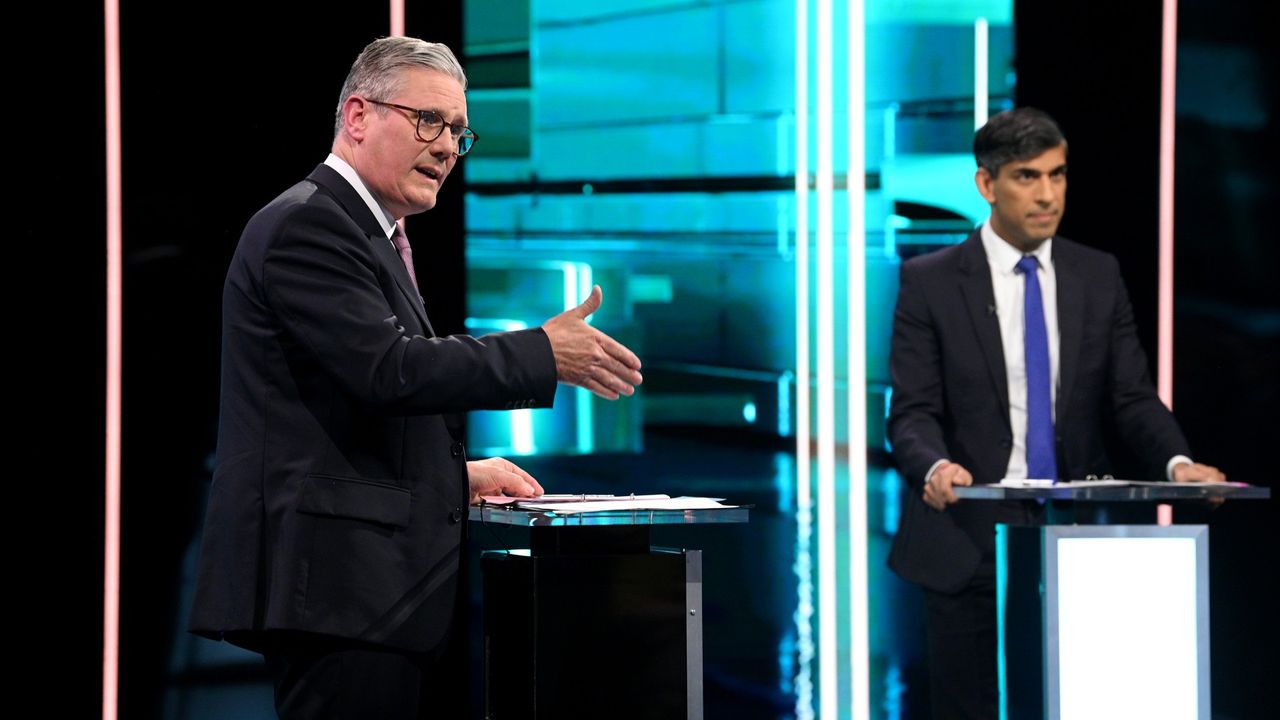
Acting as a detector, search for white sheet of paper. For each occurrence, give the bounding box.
[514,496,736,514]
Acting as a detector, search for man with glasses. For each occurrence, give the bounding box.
[189,36,643,718]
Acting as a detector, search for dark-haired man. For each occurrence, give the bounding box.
[886,107,1223,719]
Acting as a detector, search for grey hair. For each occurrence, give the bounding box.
[334,36,468,136]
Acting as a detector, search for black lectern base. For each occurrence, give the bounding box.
[482,536,702,719]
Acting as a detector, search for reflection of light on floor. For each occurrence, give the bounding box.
[776,453,795,514]
[881,469,901,536]
[883,662,905,720]
[793,494,816,720]
[778,372,793,437]
[775,450,798,711]
[779,630,796,697]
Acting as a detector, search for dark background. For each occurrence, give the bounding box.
[33,0,1276,716]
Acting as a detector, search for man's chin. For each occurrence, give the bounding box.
[409,193,438,214]
[1025,223,1059,242]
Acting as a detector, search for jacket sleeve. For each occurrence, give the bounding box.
[887,260,950,491]
[260,201,557,415]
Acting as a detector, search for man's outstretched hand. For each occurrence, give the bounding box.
[542,285,643,400]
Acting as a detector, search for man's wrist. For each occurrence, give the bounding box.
[1166,455,1194,481]
[925,458,950,485]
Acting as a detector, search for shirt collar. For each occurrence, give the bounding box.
[324,153,398,240]
[981,218,1053,275]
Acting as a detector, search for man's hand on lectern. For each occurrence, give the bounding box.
[924,461,972,511]
[1172,462,1226,484]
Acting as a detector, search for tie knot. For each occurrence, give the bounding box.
[1015,255,1038,275]
[392,226,411,252]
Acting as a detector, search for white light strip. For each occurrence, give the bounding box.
[974,18,989,130]
[847,3,870,717]
[104,1,122,718]
[795,0,811,513]
[793,0,814,716]
[1158,0,1177,407]
[561,263,596,454]
[511,409,535,455]
[815,0,837,716]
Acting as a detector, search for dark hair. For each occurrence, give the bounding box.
[973,107,1067,177]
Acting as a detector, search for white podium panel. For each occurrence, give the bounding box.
[1045,526,1210,720]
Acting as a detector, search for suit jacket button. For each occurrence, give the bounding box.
[1000,438,1011,449]
[450,442,464,457]
[449,508,463,524]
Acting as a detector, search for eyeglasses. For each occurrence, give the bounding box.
[367,99,477,156]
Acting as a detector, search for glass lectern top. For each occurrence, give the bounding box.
[955,481,1268,502]
[469,505,750,527]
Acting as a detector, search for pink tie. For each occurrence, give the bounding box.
[391,225,419,292]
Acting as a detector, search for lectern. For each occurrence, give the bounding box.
[471,505,748,720]
[954,482,1269,720]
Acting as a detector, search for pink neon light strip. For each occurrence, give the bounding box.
[391,0,404,37]
[104,1,122,718]
[100,5,410,717]
[392,1,405,253]
[1157,0,1178,524]
[1158,0,1177,408]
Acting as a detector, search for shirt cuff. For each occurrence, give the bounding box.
[924,458,950,487]
[1166,455,1194,481]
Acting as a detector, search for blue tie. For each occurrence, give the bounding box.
[1016,255,1057,480]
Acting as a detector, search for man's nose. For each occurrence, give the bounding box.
[1033,176,1055,203]
[428,128,458,160]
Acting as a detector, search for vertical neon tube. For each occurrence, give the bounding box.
[390,0,404,37]
[793,2,815,717]
[814,0,837,715]
[1157,0,1179,525]
[103,1,122,718]
[1158,0,1177,407]
[974,18,989,130]
[560,263,595,454]
[847,2,869,717]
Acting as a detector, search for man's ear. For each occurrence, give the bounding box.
[974,167,997,204]
[340,96,371,143]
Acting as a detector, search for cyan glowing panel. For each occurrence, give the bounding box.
[536,6,720,128]
[463,1,1014,716]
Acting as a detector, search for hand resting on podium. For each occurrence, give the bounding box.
[923,460,973,511]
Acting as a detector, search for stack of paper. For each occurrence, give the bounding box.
[479,494,737,514]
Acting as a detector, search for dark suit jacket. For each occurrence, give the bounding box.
[189,164,557,653]
[887,231,1190,593]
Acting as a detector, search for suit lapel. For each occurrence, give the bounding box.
[370,234,435,336]
[307,164,435,337]
[957,233,1011,424]
[1053,238,1083,421]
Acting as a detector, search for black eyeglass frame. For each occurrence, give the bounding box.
[366,99,477,156]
